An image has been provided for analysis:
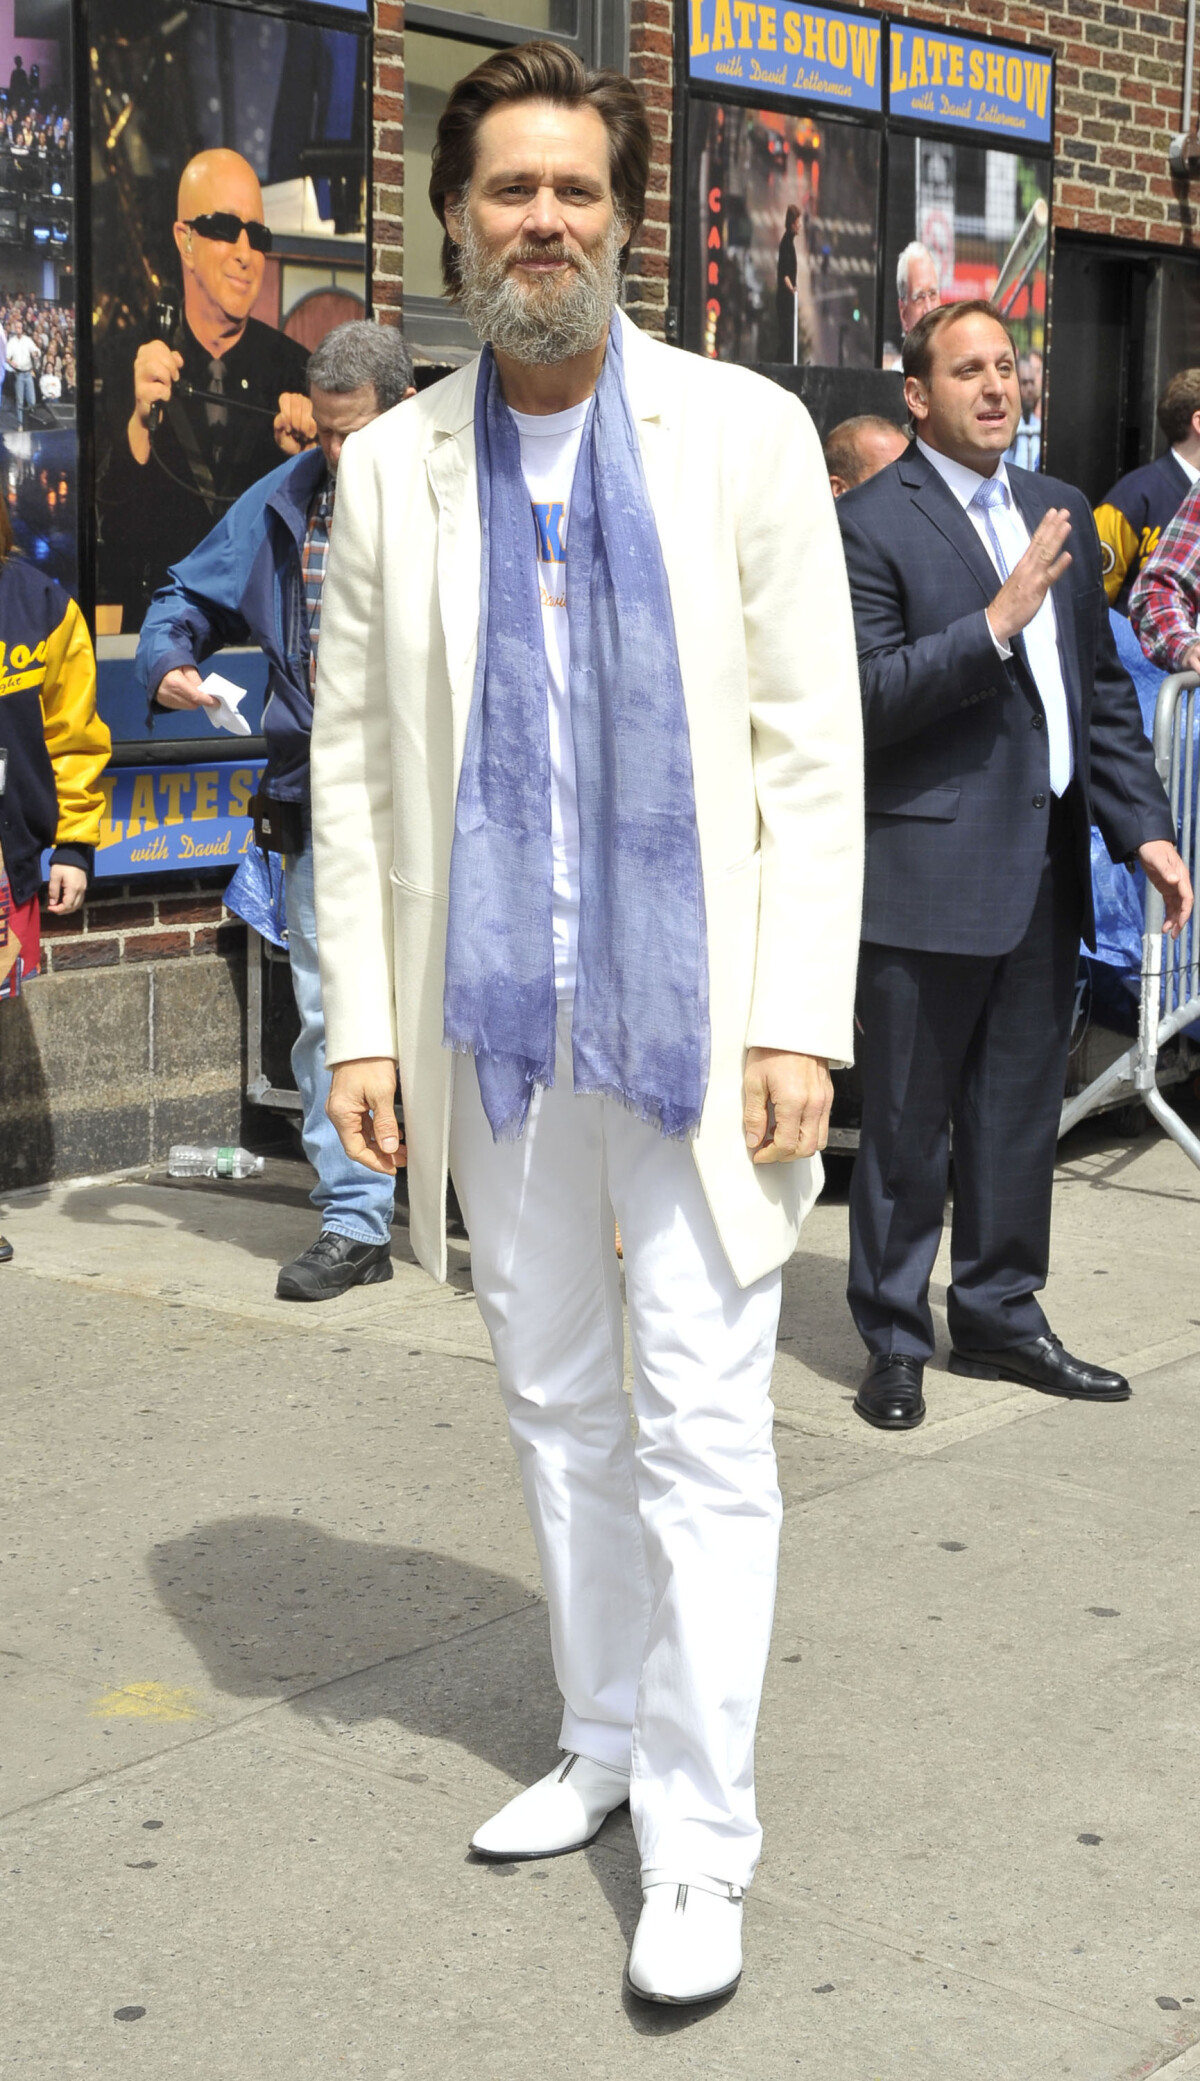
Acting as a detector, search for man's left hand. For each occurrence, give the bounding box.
[46,863,86,913]
[743,1047,833,1163]
[274,392,317,455]
[1138,839,1194,938]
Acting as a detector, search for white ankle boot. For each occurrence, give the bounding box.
[470,1752,630,1859]
[626,1871,745,2004]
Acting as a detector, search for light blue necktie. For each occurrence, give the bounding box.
[970,473,1011,578]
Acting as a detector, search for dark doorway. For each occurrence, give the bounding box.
[1048,235,1200,504]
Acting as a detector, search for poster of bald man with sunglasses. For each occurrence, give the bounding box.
[91,0,370,635]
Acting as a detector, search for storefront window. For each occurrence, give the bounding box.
[0,0,78,597]
[685,100,878,368]
[411,0,579,30]
[882,135,1048,368]
[682,7,1053,378]
[405,30,509,305]
[87,0,370,778]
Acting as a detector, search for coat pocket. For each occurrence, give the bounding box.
[865,782,961,821]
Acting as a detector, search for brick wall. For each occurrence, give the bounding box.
[875,0,1196,246]
[39,882,247,975]
[373,0,405,326]
[627,0,676,338]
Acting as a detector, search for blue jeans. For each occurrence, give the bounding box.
[14,370,34,420]
[284,834,396,1244]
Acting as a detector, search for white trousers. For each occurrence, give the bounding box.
[449,1013,783,1886]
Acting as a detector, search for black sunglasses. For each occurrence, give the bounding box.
[185,212,273,254]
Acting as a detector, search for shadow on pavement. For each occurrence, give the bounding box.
[148,1515,549,1776]
[147,1514,705,2001]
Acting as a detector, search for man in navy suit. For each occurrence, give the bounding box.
[837,299,1192,1430]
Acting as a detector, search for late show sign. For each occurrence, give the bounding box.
[889,25,1053,143]
[687,1,1052,146]
[93,760,266,878]
[688,1,883,111]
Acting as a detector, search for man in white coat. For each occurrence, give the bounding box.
[311,42,863,2006]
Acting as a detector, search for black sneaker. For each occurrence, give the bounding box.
[275,1231,393,1303]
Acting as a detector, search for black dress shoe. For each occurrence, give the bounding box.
[276,1231,393,1302]
[0,1234,12,1264]
[854,1352,926,1430]
[949,1333,1130,1401]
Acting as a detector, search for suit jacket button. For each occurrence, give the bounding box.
[1032,792,1047,809]
[1031,711,1045,729]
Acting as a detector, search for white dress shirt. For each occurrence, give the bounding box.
[916,438,1073,795]
[1172,445,1200,488]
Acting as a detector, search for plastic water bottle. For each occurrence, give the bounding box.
[167,1145,264,1180]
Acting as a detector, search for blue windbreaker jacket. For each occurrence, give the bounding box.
[135,446,327,802]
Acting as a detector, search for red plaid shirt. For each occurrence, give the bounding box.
[1128,480,1200,671]
[301,473,335,695]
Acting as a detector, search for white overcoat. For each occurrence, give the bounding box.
[310,309,864,1289]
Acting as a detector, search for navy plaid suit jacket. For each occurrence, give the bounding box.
[837,441,1174,956]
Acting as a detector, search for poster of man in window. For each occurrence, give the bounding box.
[0,0,76,594]
[90,0,370,638]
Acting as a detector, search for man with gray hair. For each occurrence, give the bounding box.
[135,319,417,1301]
[896,239,940,337]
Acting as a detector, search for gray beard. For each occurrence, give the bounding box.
[456,213,624,364]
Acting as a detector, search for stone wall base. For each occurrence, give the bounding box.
[0,948,247,1192]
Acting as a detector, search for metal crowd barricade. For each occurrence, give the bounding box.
[1059,671,1200,1167]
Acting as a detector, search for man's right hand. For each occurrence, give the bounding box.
[986,507,1073,646]
[1180,639,1200,678]
[127,339,184,464]
[327,1059,406,1173]
[155,665,218,712]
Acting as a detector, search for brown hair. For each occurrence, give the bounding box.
[428,41,651,298]
[901,298,1018,388]
[1158,368,1200,446]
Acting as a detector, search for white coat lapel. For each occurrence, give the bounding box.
[426,420,481,766]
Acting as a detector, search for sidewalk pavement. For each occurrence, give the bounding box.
[3,1123,1200,2080]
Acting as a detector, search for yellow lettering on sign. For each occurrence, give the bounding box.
[985,48,1004,93]
[909,35,927,86]
[193,769,219,820]
[828,16,846,66]
[759,4,777,48]
[948,43,963,85]
[804,12,825,60]
[785,11,802,52]
[158,772,192,826]
[734,0,756,45]
[97,774,123,847]
[690,0,710,53]
[126,773,158,837]
[712,0,734,49]
[1006,54,1022,99]
[928,37,947,83]
[227,768,255,818]
[1024,57,1048,117]
[969,48,985,88]
[849,19,878,82]
[891,26,907,89]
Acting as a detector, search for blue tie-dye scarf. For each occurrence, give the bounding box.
[443,318,710,1142]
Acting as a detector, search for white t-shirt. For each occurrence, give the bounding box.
[509,398,591,992]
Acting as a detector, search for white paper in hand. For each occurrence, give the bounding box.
[199,671,252,737]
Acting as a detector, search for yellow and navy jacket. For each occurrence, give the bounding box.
[0,556,110,905]
[1094,450,1192,614]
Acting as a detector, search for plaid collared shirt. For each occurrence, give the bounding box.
[301,472,335,695]
[1128,480,1200,671]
